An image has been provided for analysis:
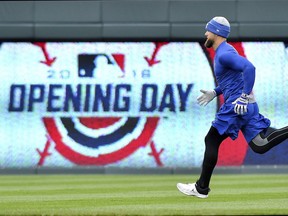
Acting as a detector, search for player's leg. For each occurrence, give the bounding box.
[197,126,228,190]
[177,126,228,198]
[249,126,288,154]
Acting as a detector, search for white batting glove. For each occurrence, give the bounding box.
[197,89,216,106]
[232,93,249,115]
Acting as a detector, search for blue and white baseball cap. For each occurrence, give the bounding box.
[205,16,230,38]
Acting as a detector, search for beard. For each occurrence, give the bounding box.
[204,38,214,48]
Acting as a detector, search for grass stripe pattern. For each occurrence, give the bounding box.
[0,174,287,215]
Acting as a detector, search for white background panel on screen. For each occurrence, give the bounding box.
[1,42,285,168]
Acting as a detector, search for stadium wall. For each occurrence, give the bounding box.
[0,0,288,41]
[1,1,288,174]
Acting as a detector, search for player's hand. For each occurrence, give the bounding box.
[197,89,216,106]
[232,93,249,115]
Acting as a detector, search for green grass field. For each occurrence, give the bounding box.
[0,174,287,215]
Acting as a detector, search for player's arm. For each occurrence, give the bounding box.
[219,52,255,95]
[219,52,256,114]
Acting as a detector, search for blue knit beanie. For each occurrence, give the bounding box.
[206,17,230,38]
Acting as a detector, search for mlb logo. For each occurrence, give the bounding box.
[78,54,125,78]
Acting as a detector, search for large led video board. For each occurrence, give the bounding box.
[1,42,288,168]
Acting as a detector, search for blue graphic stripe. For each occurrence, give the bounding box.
[60,117,139,149]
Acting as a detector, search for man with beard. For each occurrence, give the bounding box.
[176,16,288,198]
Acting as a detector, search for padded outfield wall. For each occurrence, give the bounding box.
[0,0,288,40]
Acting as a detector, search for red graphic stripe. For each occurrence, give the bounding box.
[78,117,121,129]
[43,117,159,165]
[36,135,52,166]
[144,42,169,67]
[148,141,164,167]
[229,42,246,57]
[33,42,56,67]
[112,54,125,72]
